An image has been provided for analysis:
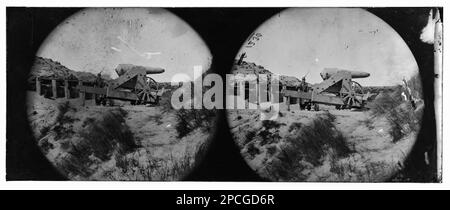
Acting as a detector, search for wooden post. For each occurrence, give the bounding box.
[286,96,290,111]
[64,80,70,99]
[434,10,443,181]
[255,77,259,106]
[78,81,85,106]
[52,79,57,98]
[282,85,290,111]
[35,77,41,95]
[93,90,97,101]
[267,76,271,104]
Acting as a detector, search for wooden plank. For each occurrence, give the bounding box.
[78,81,85,105]
[283,89,344,106]
[78,85,138,101]
[282,89,312,99]
[106,88,138,101]
[64,80,70,99]
[311,92,344,106]
[286,96,290,111]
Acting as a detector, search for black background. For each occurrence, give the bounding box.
[6,7,441,182]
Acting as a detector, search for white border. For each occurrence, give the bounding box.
[1,0,448,7]
[1,0,449,190]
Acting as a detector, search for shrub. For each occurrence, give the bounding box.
[56,153,93,178]
[368,86,421,142]
[55,108,137,179]
[159,88,175,113]
[288,122,303,133]
[266,144,277,156]
[243,120,285,147]
[39,126,51,138]
[246,141,260,158]
[259,112,351,181]
[169,153,193,180]
[78,108,136,160]
[112,151,196,181]
[55,101,76,124]
[259,130,281,145]
[362,117,375,130]
[407,72,423,99]
[244,130,257,145]
[368,87,402,117]
[261,120,285,130]
[282,113,351,166]
[266,149,307,181]
[115,154,143,175]
[174,108,216,138]
[38,137,54,153]
[171,79,218,138]
[260,120,285,144]
[48,101,77,139]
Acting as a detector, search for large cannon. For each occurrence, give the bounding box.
[77,64,165,105]
[283,68,372,110]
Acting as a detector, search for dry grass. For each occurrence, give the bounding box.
[330,158,388,182]
[368,86,420,142]
[78,108,136,159]
[264,112,352,181]
[55,107,137,178]
[158,83,216,139]
[283,111,350,166]
[158,88,176,113]
[174,108,215,138]
[109,149,196,181]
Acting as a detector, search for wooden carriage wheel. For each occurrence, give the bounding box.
[133,76,160,105]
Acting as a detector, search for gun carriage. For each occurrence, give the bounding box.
[77,64,165,105]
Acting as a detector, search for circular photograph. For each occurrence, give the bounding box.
[27,8,215,180]
[226,8,423,181]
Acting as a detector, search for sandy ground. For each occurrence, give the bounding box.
[227,103,417,182]
[27,91,210,180]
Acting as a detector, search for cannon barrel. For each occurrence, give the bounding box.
[349,71,370,78]
[320,68,370,80]
[115,64,165,76]
[145,67,165,74]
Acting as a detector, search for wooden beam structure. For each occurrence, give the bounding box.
[79,81,85,105]
[64,80,70,99]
